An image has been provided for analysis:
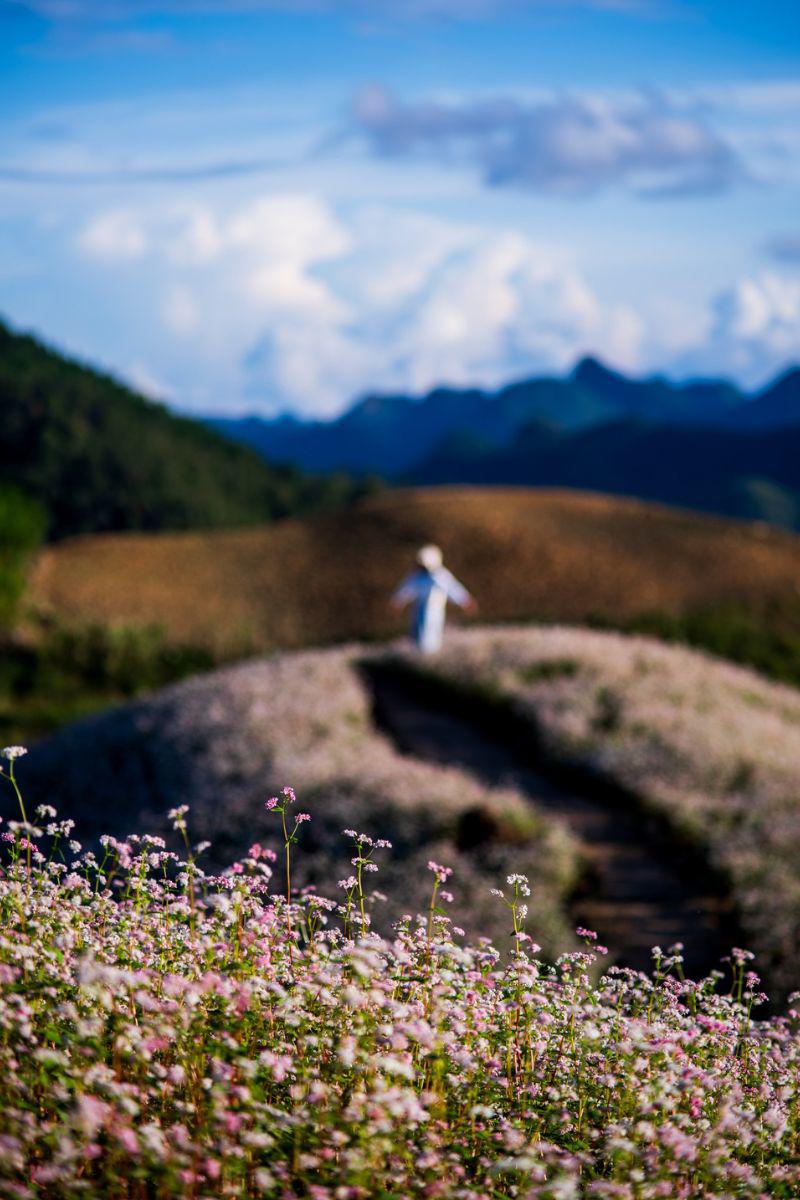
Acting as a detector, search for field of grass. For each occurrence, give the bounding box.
[0,760,798,1199]
[404,626,800,1000]
[29,487,800,654]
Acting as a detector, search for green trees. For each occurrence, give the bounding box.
[0,319,372,541]
[0,486,45,629]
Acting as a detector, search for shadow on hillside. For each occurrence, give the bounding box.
[360,657,743,986]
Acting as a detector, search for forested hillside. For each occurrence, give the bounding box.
[0,320,370,541]
[411,419,800,529]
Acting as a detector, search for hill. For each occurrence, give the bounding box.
[6,636,800,1200]
[411,419,800,529]
[12,643,578,956]
[0,318,369,541]
[30,487,800,653]
[206,356,799,484]
[14,624,800,994]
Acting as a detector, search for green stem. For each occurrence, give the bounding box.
[281,807,294,969]
[6,762,31,880]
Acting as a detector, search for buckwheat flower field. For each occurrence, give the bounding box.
[1,754,799,1199]
[411,627,800,999]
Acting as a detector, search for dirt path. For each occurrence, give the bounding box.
[364,664,736,978]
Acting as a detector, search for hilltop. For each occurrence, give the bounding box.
[31,487,800,653]
[0,319,369,541]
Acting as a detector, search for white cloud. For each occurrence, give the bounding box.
[677,273,800,387]
[162,285,201,335]
[71,194,800,414]
[77,209,149,259]
[73,192,647,415]
[350,85,743,197]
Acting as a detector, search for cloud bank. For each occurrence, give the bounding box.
[351,85,744,197]
[686,273,800,384]
[72,192,798,417]
[75,194,644,414]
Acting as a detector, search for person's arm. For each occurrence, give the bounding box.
[390,574,420,609]
[437,568,475,610]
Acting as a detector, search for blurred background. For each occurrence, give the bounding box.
[2,0,800,736]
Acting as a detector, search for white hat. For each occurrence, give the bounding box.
[417,544,443,571]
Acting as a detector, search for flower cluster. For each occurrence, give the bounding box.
[0,783,798,1198]
[1,746,27,761]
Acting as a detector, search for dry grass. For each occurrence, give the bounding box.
[30,487,800,652]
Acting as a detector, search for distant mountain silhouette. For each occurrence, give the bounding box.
[207,357,798,479]
[719,367,800,431]
[207,357,800,528]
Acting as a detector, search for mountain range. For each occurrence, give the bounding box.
[207,358,800,528]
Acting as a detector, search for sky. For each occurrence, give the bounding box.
[1,1,799,418]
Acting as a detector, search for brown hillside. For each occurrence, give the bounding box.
[30,487,800,651]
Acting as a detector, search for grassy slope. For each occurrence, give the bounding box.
[30,487,800,652]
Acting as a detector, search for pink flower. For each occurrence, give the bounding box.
[265,797,279,811]
[427,860,453,883]
[295,813,311,824]
[115,1127,139,1155]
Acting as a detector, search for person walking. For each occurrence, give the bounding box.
[391,544,475,655]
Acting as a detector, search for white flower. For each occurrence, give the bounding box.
[2,746,27,760]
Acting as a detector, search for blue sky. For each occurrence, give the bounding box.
[1,0,799,417]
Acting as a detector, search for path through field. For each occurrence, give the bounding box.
[364,663,735,979]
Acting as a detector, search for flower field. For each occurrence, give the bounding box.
[1,757,799,1200]
[405,627,800,999]
[13,646,579,958]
